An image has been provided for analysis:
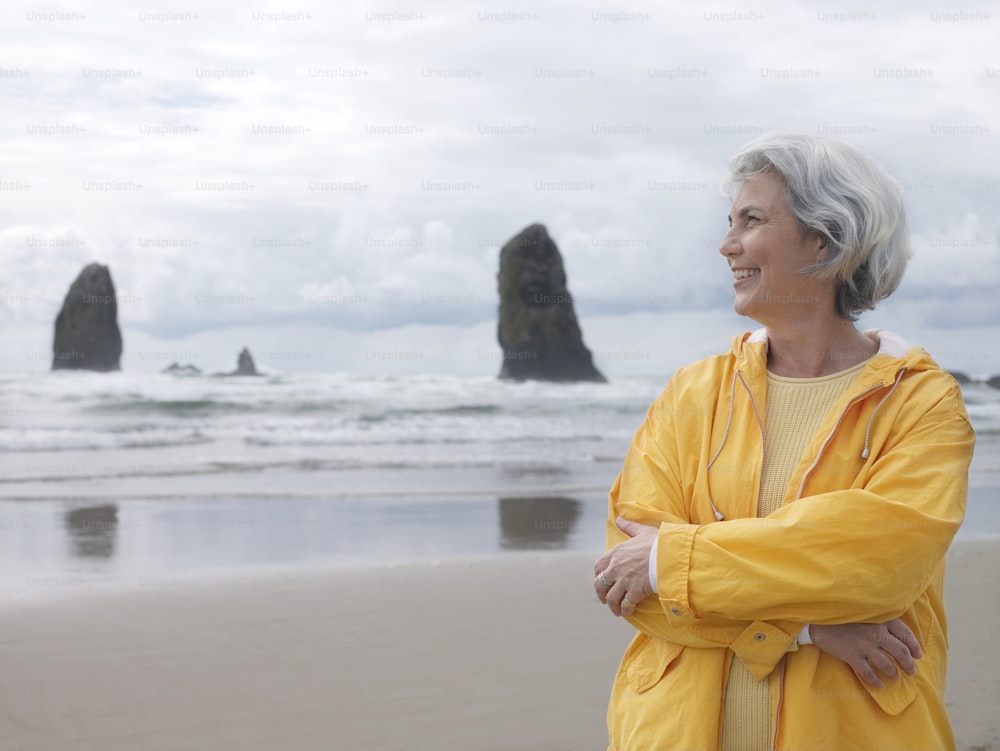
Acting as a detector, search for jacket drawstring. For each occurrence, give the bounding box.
[707,370,739,521]
[861,368,906,459]
[708,365,908,518]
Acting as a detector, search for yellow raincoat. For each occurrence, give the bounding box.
[606,329,975,751]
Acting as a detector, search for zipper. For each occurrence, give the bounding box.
[793,382,886,500]
[771,658,786,750]
[736,366,781,749]
[717,651,732,745]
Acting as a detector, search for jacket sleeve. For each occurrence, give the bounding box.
[608,379,801,669]
[655,378,974,629]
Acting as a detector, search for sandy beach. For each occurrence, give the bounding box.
[0,541,996,751]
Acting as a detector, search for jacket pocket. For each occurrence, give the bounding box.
[623,634,684,693]
[864,607,923,715]
[862,672,918,716]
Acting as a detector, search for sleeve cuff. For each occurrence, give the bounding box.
[798,624,813,645]
[731,622,799,679]
[656,523,699,618]
[648,535,658,591]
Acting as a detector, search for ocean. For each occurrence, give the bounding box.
[1,370,998,601]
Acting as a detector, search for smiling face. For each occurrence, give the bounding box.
[720,169,833,326]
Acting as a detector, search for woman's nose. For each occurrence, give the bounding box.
[719,230,739,259]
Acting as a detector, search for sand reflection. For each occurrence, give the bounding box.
[64,504,119,559]
[498,496,581,550]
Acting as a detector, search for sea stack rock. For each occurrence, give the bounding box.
[232,347,259,376]
[986,375,1000,390]
[496,224,605,382]
[52,263,123,372]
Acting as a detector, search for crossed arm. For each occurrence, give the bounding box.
[594,517,923,687]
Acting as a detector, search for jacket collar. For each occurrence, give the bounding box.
[733,327,939,384]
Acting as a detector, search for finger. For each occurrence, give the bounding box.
[606,582,626,617]
[597,570,614,591]
[595,572,613,604]
[855,657,885,689]
[621,595,635,617]
[594,552,611,576]
[880,634,916,677]
[608,594,622,617]
[595,577,608,604]
[616,517,640,537]
[888,620,923,662]
[867,648,899,681]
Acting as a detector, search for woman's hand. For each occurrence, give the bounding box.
[594,518,657,617]
[808,618,923,688]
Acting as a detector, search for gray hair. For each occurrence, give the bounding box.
[723,133,912,320]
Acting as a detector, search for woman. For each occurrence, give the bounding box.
[594,133,975,750]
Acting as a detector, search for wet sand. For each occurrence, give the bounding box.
[0,542,996,751]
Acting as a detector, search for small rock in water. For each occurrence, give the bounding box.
[233,347,259,376]
[212,347,262,377]
[162,362,203,377]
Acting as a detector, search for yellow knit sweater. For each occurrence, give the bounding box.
[719,361,868,750]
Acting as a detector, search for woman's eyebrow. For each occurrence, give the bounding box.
[728,204,765,222]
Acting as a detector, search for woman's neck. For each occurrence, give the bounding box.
[764,320,878,378]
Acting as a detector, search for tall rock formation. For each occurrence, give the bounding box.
[52,263,123,372]
[233,347,259,376]
[496,224,605,382]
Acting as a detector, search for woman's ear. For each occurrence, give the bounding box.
[813,233,829,263]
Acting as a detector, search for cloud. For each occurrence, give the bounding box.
[1,0,998,372]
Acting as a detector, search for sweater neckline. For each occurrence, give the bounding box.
[766,356,873,385]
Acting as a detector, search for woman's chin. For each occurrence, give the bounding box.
[732,298,757,319]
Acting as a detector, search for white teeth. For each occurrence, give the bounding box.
[733,269,760,280]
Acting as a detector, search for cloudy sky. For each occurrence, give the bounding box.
[2,0,998,377]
